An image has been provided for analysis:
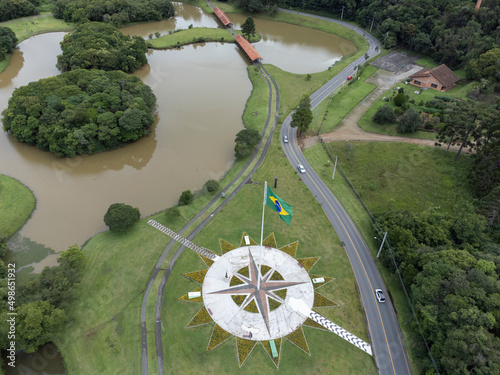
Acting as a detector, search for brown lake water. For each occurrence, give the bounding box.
[0,3,356,269]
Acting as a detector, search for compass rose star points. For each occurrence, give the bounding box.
[209,248,307,334]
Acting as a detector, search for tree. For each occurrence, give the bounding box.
[436,100,486,161]
[234,129,260,160]
[179,190,194,206]
[57,22,148,73]
[0,26,17,60]
[290,95,313,135]
[393,92,407,107]
[104,203,140,232]
[204,179,219,193]
[468,109,500,197]
[16,301,66,353]
[397,108,422,133]
[372,105,396,124]
[241,16,256,39]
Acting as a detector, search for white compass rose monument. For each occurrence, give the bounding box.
[203,245,315,341]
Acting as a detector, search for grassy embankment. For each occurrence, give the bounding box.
[0,175,35,238]
[58,9,376,375]
[310,65,378,135]
[0,13,73,73]
[148,27,261,49]
[304,142,474,373]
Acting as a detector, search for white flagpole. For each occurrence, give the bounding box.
[258,181,267,289]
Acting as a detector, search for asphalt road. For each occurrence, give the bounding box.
[280,10,412,375]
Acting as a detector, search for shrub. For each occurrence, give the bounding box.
[179,190,194,206]
[104,203,140,232]
[372,105,396,124]
[393,92,407,107]
[204,180,219,193]
[397,108,422,133]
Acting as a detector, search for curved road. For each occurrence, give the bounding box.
[281,10,411,375]
[143,7,411,375]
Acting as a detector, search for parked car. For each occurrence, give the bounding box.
[375,289,386,303]
[297,164,306,174]
[283,135,288,143]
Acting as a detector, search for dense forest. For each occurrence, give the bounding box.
[57,22,148,73]
[0,0,39,22]
[52,0,175,26]
[2,69,157,157]
[236,0,500,70]
[378,210,500,374]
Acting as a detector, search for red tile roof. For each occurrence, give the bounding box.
[410,64,459,87]
[213,7,233,27]
[234,34,262,62]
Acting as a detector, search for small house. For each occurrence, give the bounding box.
[408,64,459,92]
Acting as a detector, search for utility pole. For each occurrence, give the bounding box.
[376,232,388,258]
[341,6,345,20]
[370,17,375,33]
[332,156,338,180]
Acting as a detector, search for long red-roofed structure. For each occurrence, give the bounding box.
[234,34,262,62]
[213,7,233,27]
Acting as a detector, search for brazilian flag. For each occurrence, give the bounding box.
[266,185,293,225]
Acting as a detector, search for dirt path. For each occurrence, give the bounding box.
[300,67,450,150]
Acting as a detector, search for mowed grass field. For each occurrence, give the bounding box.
[0,175,35,238]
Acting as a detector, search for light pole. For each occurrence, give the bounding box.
[332,156,338,180]
[376,232,388,258]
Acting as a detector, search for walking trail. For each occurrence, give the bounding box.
[299,67,450,150]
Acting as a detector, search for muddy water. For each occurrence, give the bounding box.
[0,33,251,255]
[120,2,219,37]
[229,14,357,74]
[0,3,356,266]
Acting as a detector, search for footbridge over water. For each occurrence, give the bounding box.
[212,6,263,63]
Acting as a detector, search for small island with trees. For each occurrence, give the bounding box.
[2,69,157,157]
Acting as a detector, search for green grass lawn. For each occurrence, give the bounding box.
[358,80,478,140]
[303,141,475,373]
[58,65,375,375]
[159,130,376,374]
[148,27,261,49]
[0,175,35,238]
[0,13,73,43]
[312,65,378,135]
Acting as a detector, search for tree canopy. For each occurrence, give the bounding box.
[0,0,37,22]
[2,69,157,157]
[234,128,260,160]
[53,0,175,26]
[104,203,140,232]
[241,16,256,39]
[290,95,313,134]
[377,210,500,374]
[57,22,148,73]
[0,26,18,61]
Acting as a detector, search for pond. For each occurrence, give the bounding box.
[0,3,356,267]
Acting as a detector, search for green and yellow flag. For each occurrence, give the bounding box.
[266,185,293,225]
